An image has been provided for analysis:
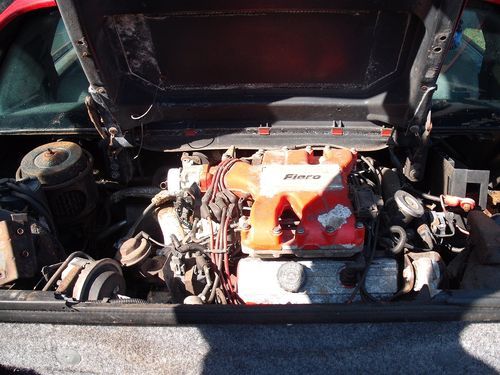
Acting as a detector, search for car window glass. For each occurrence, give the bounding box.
[434,3,500,103]
[0,11,87,116]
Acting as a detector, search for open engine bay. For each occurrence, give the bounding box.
[0,0,499,323]
[1,139,497,308]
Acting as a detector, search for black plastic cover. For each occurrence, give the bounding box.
[56,0,464,134]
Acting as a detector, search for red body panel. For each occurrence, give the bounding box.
[0,0,55,31]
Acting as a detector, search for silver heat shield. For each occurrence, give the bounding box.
[237,257,398,304]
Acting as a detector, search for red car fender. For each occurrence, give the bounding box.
[0,0,56,32]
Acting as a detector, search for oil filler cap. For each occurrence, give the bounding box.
[277,262,306,293]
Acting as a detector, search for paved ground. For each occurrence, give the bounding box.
[0,322,499,374]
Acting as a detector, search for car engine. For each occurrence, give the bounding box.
[0,137,493,307]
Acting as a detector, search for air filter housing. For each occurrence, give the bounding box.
[18,141,97,225]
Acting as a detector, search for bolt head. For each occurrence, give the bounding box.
[462,203,472,212]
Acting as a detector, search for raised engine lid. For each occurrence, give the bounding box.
[57,0,464,142]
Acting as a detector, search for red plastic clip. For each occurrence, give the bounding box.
[442,195,476,212]
[380,128,392,137]
[258,126,271,135]
[331,128,344,136]
[184,128,199,137]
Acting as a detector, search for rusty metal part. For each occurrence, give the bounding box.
[85,95,107,140]
[138,256,168,284]
[489,190,500,208]
[42,252,93,291]
[151,190,177,206]
[35,148,69,168]
[0,214,51,286]
[18,142,98,227]
[55,263,84,294]
[116,235,151,267]
[0,220,34,285]
[19,142,87,186]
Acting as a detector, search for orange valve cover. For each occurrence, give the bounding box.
[224,148,364,257]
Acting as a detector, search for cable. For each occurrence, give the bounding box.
[133,122,144,160]
[346,218,380,304]
[5,181,56,232]
[126,201,156,238]
[360,156,382,195]
[138,231,166,248]
[131,104,153,120]
[96,220,128,242]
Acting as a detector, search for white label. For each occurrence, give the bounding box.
[317,204,352,230]
[259,164,342,197]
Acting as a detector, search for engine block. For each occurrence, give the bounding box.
[224,148,364,257]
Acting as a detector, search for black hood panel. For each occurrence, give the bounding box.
[57,1,464,134]
[109,10,409,92]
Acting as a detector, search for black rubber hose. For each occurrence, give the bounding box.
[360,156,382,195]
[404,185,441,202]
[6,181,52,215]
[388,226,407,255]
[109,187,161,204]
[347,218,380,303]
[96,220,128,242]
[381,168,402,202]
[126,201,156,238]
[388,147,403,170]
